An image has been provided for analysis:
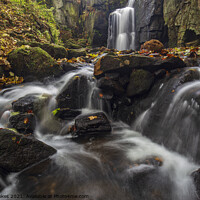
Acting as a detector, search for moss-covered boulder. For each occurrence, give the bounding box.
[27,42,68,59]
[8,46,63,80]
[127,70,154,97]
[68,48,87,59]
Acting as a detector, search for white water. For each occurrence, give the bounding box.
[0,65,199,200]
[107,0,135,51]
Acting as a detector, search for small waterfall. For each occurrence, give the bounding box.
[107,0,135,51]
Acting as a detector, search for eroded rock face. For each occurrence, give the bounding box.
[163,0,200,47]
[0,129,56,172]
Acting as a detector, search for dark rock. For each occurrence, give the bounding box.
[68,48,86,59]
[61,62,80,73]
[7,46,63,80]
[56,75,90,109]
[72,112,111,136]
[52,108,81,120]
[97,77,125,96]
[9,113,36,134]
[127,70,154,97]
[94,54,186,78]
[0,129,56,172]
[12,94,50,116]
[191,168,200,198]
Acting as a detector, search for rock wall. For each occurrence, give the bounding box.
[49,0,200,48]
[134,0,168,49]
[163,0,200,47]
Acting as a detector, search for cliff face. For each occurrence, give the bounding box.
[134,0,167,49]
[163,0,200,47]
[50,0,127,47]
[50,0,200,48]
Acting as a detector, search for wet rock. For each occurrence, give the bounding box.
[56,75,89,109]
[12,94,50,116]
[127,70,154,97]
[71,112,111,136]
[141,39,164,52]
[0,129,56,172]
[68,48,86,59]
[61,62,80,73]
[7,46,63,80]
[191,168,200,198]
[9,113,36,134]
[97,77,125,96]
[94,54,186,78]
[52,108,81,120]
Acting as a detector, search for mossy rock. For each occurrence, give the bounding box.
[17,42,68,59]
[8,46,63,80]
[64,40,82,49]
[126,69,154,97]
[68,48,87,59]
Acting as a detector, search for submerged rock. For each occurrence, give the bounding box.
[7,46,63,80]
[9,113,36,134]
[127,70,154,97]
[71,112,111,136]
[0,129,56,172]
[56,75,90,109]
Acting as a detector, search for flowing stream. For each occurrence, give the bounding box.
[0,63,199,200]
[107,0,136,51]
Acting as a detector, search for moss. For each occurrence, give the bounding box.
[8,46,62,80]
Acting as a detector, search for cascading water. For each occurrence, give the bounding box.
[107,0,135,51]
[0,64,199,200]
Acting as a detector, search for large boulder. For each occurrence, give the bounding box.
[94,54,186,78]
[7,46,63,80]
[141,39,164,52]
[70,112,112,136]
[0,129,56,172]
[9,113,36,134]
[127,70,154,97]
[56,75,90,109]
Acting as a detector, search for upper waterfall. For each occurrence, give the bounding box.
[107,0,136,51]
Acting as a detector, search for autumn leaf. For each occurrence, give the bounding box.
[24,117,29,124]
[88,116,98,120]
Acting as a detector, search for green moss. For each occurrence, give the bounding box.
[52,108,60,116]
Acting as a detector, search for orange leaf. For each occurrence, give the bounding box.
[24,117,29,124]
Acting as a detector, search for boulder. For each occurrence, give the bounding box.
[71,112,111,136]
[0,129,56,172]
[9,113,36,134]
[61,62,80,73]
[94,54,186,78]
[52,108,81,120]
[28,42,68,59]
[56,75,89,109]
[68,48,87,59]
[141,39,164,52]
[12,94,50,116]
[7,46,63,80]
[97,77,125,96]
[18,42,68,59]
[127,70,154,97]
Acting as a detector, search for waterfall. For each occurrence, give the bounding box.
[107,0,135,51]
